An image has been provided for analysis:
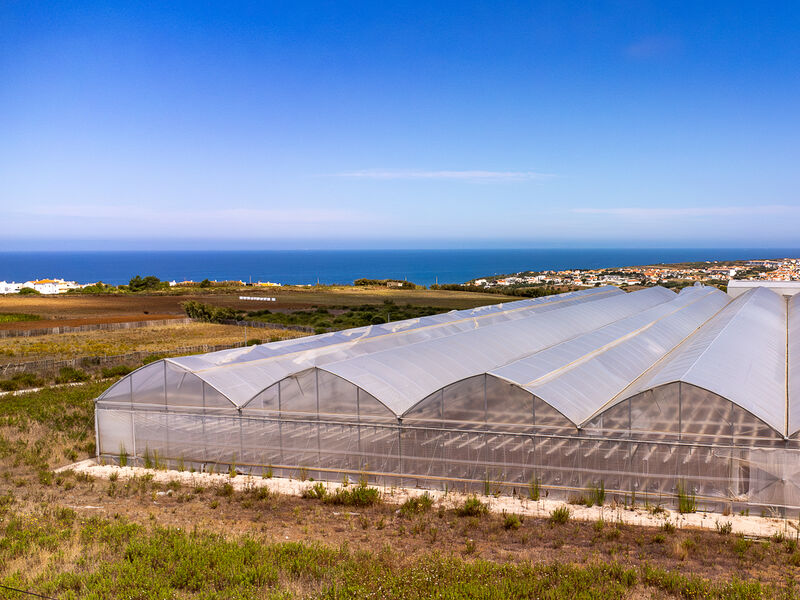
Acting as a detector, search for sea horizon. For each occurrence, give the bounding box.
[1,248,798,288]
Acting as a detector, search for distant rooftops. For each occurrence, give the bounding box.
[727,279,800,298]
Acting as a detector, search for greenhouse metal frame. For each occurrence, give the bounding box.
[96,284,800,512]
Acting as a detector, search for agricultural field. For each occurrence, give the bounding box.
[0,322,304,364]
[0,382,799,598]
[0,285,516,331]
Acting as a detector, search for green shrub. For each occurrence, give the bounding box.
[503,512,522,530]
[216,482,234,497]
[715,520,733,535]
[0,312,40,323]
[102,365,135,378]
[182,300,243,323]
[55,366,90,384]
[549,506,571,525]
[456,496,488,517]
[0,372,43,391]
[400,492,434,517]
[302,482,327,500]
[324,481,380,507]
[127,275,168,292]
[18,287,41,295]
[676,482,696,514]
[588,481,606,507]
[528,475,541,501]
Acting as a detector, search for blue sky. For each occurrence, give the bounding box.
[2,1,799,249]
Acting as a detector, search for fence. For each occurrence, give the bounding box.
[217,319,315,333]
[0,342,246,378]
[0,317,193,339]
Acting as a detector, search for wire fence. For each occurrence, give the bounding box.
[0,342,247,378]
[217,318,315,333]
[0,317,193,339]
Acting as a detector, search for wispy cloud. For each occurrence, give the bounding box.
[12,205,374,237]
[332,169,552,182]
[572,205,800,218]
[625,35,682,60]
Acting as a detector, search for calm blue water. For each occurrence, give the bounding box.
[0,249,797,287]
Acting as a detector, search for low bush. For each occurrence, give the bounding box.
[399,492,434,517]
[715,520,733,535]
[215,482,234,497]
[677,482,696,514]
[55,366,90,384]
[182,300,243,323]
[0,312,40,323]
[528,476,541,501]
[503,512,522,530]
[302,482,327,500]
[324,481,380,507]
[456,496,488,518]
[0,372,43,391]
[102,365,135,378]
[549,506,571,525]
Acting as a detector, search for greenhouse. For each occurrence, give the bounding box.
[96,284,800,512]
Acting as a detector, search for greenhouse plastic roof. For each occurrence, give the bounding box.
[165,285,624,408]
[100,284,799,435]
[619,286,789,436]
[489,285,729,427]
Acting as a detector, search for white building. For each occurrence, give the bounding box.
[0,281,23,294]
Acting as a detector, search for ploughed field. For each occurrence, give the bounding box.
[0,382,798,598]
[0,285,515,331]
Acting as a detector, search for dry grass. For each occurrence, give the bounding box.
[0,322,306,363]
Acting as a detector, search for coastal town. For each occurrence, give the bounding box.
[470,257,800,290]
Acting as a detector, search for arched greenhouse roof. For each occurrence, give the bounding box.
[99,284,798,437]
[487,285,729,427]
[613,285,789,436]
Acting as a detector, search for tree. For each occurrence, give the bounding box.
[128,275,165,292]
[199,279,212,288]
[18,287,40,295]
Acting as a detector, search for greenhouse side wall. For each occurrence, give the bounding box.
[96,365,799,513]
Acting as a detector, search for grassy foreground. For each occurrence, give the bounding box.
[0,501,788,600]
[1,382,799,598]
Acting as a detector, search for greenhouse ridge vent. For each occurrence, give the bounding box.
[96,283,800,511]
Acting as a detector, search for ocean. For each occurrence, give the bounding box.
[0,249,797,287]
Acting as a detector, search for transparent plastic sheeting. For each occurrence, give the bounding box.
[620,286,788,436]
[96,380,800,509]
[162,286,626,408]
[490,285,729,427]
[97,284,800,511]
[790,293,800,438]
